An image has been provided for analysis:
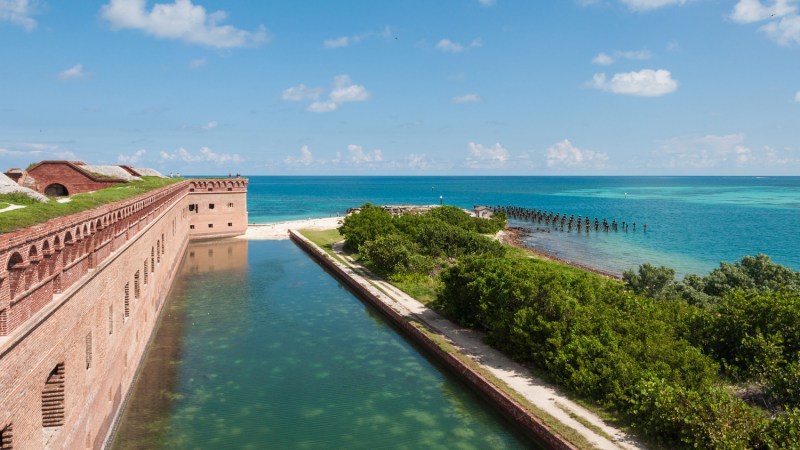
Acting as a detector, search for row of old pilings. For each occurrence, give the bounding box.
[490,205,647,233]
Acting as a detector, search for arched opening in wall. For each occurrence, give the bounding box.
[42,363,65,428]
[44,183,68,197]
[134,271,140,299]
[7,252,24,299]
[1,423,12,450]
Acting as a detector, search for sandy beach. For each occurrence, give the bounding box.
[239,217,343,240]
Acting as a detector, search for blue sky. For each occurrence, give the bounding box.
[1,0,799,175]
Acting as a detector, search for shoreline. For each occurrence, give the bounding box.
[498,226,623,280]
[241,219,621,279]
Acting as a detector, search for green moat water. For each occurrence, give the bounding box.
[111,239,536,449]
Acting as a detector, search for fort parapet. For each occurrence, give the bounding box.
[0,178,247,449]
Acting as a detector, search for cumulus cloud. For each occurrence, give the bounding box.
[283,145,314,166]
[281,84,323,101]
[590,69,678,96]
[323,26,391,48]
[592,49,652,65]
[435,38,482,53]
[453,94,481,103]
[58,64,88,80]
[0,0,37,30]
[731,0,800,45]
[731,0,796,23]
[546,139,608,168]
[465,142,509,169]
[101,0,269,48]
[407,153,429,169]
[348,144,382,163]
[619,0,687,12]
[0,141,77,159]
[117,149,146,164]
[656,133,755,169]
[159,146,241,164]
[283,75,370,113]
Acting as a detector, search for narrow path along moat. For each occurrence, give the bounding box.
[111,238,536,449]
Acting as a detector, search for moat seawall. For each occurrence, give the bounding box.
[289,230,577,450]
[0,179,247,450]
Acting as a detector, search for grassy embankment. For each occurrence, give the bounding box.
[0,177,182,233]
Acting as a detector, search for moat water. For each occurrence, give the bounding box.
[111,239,535,449]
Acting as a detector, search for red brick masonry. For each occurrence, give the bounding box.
[0,179,247,450]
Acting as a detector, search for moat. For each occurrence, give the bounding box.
[111,238,535,449]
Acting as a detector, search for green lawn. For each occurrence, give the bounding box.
[0,177,183,233]
[299,228,343,254]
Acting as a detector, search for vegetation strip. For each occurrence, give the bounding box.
[0,176,182,233]
[333,203,800,449]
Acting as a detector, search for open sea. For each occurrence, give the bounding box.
[245,176,800,277]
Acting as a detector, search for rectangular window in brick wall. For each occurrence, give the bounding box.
[228,202,233,208]
[209,204,215,209]
[134,271,140,299]
[208,224,213,228]
[42,363,65,428]
[85,332,92,370]
[190,225,195,230]
[228,223,233,227]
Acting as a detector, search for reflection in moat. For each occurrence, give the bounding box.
[111,239,535,449]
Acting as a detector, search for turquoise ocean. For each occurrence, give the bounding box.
[245,176,800,277]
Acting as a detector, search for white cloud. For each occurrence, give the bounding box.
[619,0,687,12]
[407,153,429,169]
[657,133,754,169]
[731,0,796,23]
[308,101,338,113]
[281,84,323,101]
[0,141,77,159]
[592,49,652,65]
[283,145,314,166]
[188,57,207,69]
[330,75,370,102]
[284,75,370,113]
[58,64,88,80]
[348,144,382,163]
[323,26,391,48]
[795,90,800,102]
[466,142,509,169]
[201,121,217,130]
[761,13,800,44]
[479,0,496,6]
[435,37,482,53]
[592,52,614,65]
[436,38,463,53]
[159,146,241,164]
[101,0,269,48]
[117,149,146,164]
[546,139,608,168]
[0,0,37,30]
[590,69,678,96]
[453,94,481,104]
[731,0,800,45]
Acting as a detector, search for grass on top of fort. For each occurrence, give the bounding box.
[0,177,182,234]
